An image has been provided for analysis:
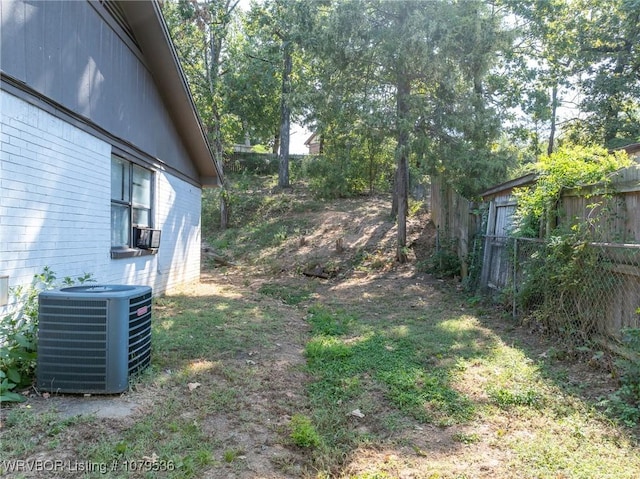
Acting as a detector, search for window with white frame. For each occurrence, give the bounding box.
[111,155,153,252]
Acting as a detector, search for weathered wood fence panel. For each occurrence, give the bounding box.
[481,197,517,290]
[430,176,480,279]
[559,165,640,243]
[602,248,640,335]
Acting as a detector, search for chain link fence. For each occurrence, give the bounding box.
[479,235,640,341]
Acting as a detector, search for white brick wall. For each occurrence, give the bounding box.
[1,91,111,298]
[1,91,203,313]
[154,173,202,290]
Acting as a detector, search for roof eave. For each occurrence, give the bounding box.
[119,0,223,187]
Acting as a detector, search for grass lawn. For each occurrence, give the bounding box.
[1,181,639,478]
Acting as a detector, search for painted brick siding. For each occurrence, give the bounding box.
[1,91,202,312]
[1,91,111,295]
[154,173,202,291]
[98,171,202,293]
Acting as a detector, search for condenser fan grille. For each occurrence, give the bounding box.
[38,298,109,391]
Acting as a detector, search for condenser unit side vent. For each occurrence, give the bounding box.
[127,291,152,375]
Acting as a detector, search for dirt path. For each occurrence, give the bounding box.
[196,270,312,478]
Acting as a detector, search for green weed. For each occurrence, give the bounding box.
[599,328,640,427]
[489,388,542,409]
[452,431,481,444]
[223,448,243,463]
[0,268,95,402]
[289,414,323,448]
[307,304,353,336]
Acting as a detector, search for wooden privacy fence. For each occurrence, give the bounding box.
[558,165,640,243]
[425,166,639,340]
[430,176,480,279]
[479,164,640,340]
[485,237,640,339]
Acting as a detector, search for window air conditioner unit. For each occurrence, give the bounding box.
[135,227,161,250]
[37,285,152,394]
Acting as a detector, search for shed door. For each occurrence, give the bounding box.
[481,199,516,289]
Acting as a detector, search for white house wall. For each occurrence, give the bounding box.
[0,91,202,313]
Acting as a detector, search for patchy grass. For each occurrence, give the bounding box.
[259,283,314,306]
[0,409,92,458]
[2,179,640,478]
[299,299,485,471]
[79,390,217,478]
[1,279,309,478]
[294,289,640,476]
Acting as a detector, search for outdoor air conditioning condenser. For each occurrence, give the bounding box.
[37,285,152,394]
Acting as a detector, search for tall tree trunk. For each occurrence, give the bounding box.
[278,41,292,188]
[392,178,398,217]
[205,18,228,229]
[211,107,229,229]
[220,187,229,229]
[395,72,411,263]
[547,83,558,156]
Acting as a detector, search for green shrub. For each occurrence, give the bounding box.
[417,238,461,279]
[513,144,630,238]
[0,268,95,402]
[509,144,632,336]
[305,137,394,199]
[306,155,359,199]
[515,227,620,340]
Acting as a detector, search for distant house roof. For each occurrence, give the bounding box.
[119,1,222,186]
[304,132,319,146]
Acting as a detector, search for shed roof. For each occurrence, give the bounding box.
[615,142,640,158]
[480,173,538,201]
[119,0,222,187]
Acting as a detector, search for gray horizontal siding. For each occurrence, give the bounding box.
[1,0,197,181]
